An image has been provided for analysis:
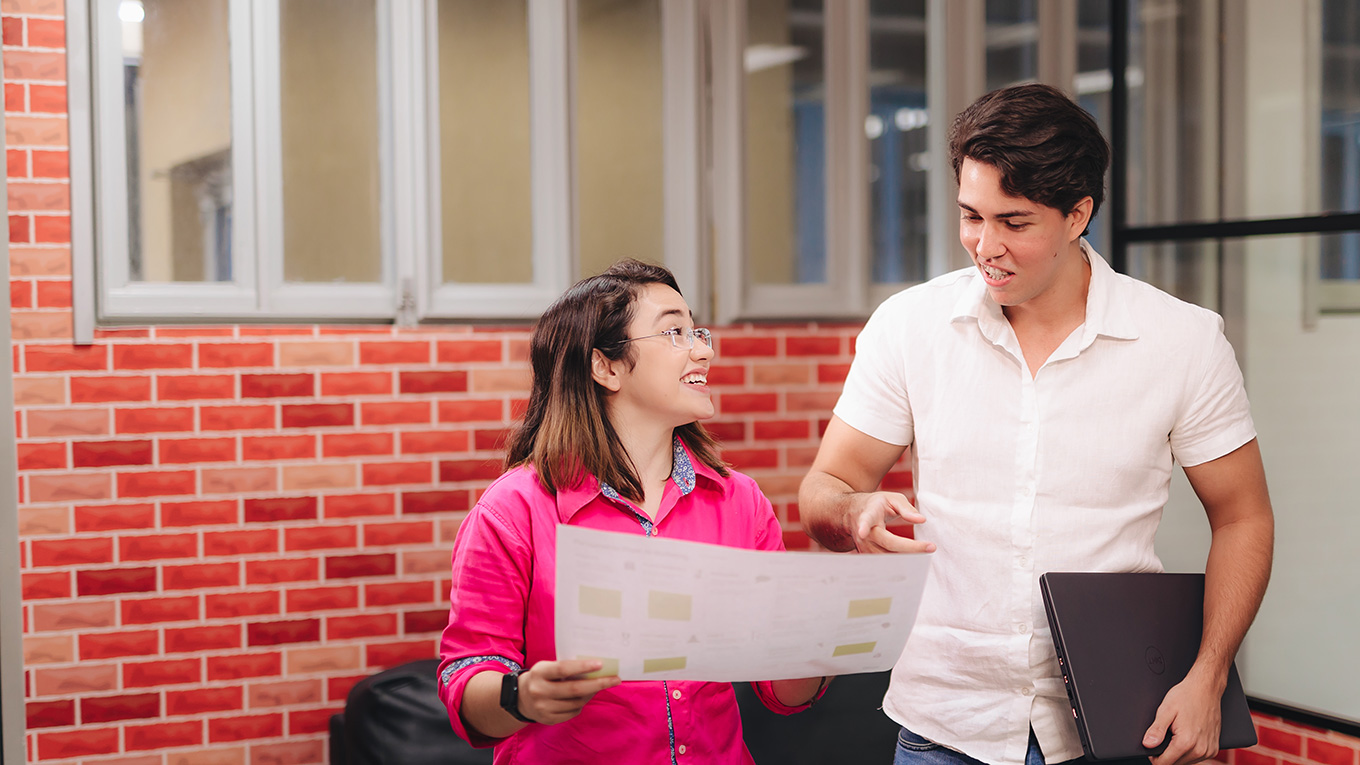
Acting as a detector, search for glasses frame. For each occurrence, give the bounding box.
[613,327,714,350]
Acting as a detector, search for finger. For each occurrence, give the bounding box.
[864,525,936,554]
[881,494,926,524]
[535,659,604,680]
[546,675,621,700]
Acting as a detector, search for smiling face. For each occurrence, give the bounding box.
[957,158,1092,315]
[595,283,714,434]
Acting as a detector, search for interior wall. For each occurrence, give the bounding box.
[745,0,798,284]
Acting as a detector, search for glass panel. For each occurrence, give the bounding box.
[1075,0,1111,258]
[1125,240,1219,311]
[985,0,1037,91]
[438,0,533,284]
[868,0,928,284]
[127,0,233,283]
[1320,0,1360,287]
[746,0,825,285]
[577,0,664,279]
[280,0,382,283]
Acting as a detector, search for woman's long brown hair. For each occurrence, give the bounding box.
[503,259,727,502]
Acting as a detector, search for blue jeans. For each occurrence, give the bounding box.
[894,727,1134,765]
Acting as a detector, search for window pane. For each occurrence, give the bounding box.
[577,0,664,279]
[280,0,382,284]
[1075,0,1111,258]
[985,0,1037,91]
[746,0,825,285]
[128,0,233,283]
[1320,0,1360,285]
[868,0,928,284]
[1125,240,1219,311]
[438,0,533,284]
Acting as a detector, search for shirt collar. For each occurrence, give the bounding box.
[555,435,720,523]
[949,239,1139,342]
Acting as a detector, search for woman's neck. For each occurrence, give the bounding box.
[614,421,676,487]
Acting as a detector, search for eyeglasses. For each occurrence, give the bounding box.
[615,327,714,350]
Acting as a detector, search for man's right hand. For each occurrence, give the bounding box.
[515,659,621,725]
[850,490,936,554]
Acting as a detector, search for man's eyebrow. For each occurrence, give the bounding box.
[957,201,1035,220]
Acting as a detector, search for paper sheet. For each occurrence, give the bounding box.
[554,525,931,682]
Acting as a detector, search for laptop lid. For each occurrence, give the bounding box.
[1039,572,1257,761]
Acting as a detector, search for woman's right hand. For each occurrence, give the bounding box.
[515,659,622,725]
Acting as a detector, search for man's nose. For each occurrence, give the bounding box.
[976,223,1006,259]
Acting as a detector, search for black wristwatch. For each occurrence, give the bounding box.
[499,670,536,723]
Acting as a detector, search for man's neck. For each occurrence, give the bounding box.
[1003,240,1092,333]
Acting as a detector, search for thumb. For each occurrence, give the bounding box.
[1143,708,1173,749]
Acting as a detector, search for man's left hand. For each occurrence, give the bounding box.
[1143,671,1224,765]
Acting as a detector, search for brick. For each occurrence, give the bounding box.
[322,432,395,458]
[160,436,237,464]
[286,645,362,675]
[8,181,69,212]
[207,652,283,681]
[205,529,278,556]
[124,658,202,688]
[364,521,434,547]
[436,339,504,363]
[3,82,22,113]
[704,421,746,442]
[18,505,68,535]
[31,537,111,568]
[281,403,354,428]
[17,440,66,470]
[22,571,69,599]
[753,419,810,440]
[399,370,469,394]
[361,400,431,425]
[289,706,342,735]
[121,532,198,561]
[206,591,281,619]
[199,343,274,368]
[785,390,839,412]
[32,213,69,242]
[122,595,201,625]
[167,686,243,716]
[786,335,842,355]
[782,529,812,550]
[752,363,810,386]
[244,496,318,523]
[719,336,779,357]
[76,567,157,597]
[202,467,277,494]
[404,609,449,635]
[166,624,242,654]
[473,428,511,451]
[278,340,354,367]
[13,375,65,405]
[324,492,397,518]
[124,720,203,751]
[1,17,21,46]
[37,728,120,760]
[242,372,313,398]
[723,448,779,469]
[116,406,196,434]
[163,499,240,527]
[22,471,104,503]
[25,343,107,372]
[706,364,746,386]
[1257,727,1303,755]
[6,114,67,146]
[284,524,358,551]
[326,553,396,579]
[113,343,194,370]
[3,49,64,80]
[400,429,469,454]
[248,619,321,647]
[28,82,66,113]
[436,399,503,423]
[81,692,161,723]
[201,404,276,431]
[326,613,397,640]
[23,408,106,438]
[281,463,356,491]
[8,213,27,243]
[79,629,159,659]
[31,149,67,178]
[31,600,116,631]
[34,662,118,695]
[158,374,236,400]
[438,458,502,483]
[35,279,71,308]
[367,640,436,670]
[249,679,322,708]
[26,17,64,48]
[118,469,197,497]
[359,340,430,365]
[318,371,391,396]
[163,561,240,590]
[286,585,360,613]
[69,374,151,403]
[363,460,434,486]
[11,278,31,309]
[24,634,75,665]
[27,699,74,729]
[245,557,320,585]
[718,392,778,414]
[817,362,851,384]
[252,740,325,765]
[401,489,470,514]
[72,439,154,467]
[243,434,315,461]
[327,674,367,703]
[365,580,433,606]
[11,310,73,340]
[1307,739,1356,765]
[470,367,531,393]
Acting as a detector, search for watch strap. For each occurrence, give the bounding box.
[499,670,536,723]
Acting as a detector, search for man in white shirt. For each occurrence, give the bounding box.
[800,84,1274,765]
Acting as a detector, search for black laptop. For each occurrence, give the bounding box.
[1039,572,1257,761]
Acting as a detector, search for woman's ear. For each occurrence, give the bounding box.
[591,348,622,392]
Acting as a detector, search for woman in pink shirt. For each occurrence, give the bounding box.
[437,260,828,764]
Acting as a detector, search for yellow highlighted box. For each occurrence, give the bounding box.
[579,585,623,618]
[647,590,693,621]
[643,656,688,673]
[576,656,620,679]
[847,597,893,618]
[833,641,877,657]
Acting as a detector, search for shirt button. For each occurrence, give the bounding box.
[1018,556,1029,567]
[1022,687,1034,696]
[1017,623,1029,634]
[672,689,682,700]
[678,744,687,755]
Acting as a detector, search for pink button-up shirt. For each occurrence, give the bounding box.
[437,438,817,764]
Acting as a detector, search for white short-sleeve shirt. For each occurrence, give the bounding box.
[834,242,1255,765]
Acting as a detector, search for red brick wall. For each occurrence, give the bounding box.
[4,2,1357,764]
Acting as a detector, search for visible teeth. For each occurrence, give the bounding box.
[983,265,1010,280]
[683,374,707,384]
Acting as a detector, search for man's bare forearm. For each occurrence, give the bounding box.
[799,469,860,552]
[1196,514,1274,685]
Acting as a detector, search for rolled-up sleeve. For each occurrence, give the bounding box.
[436,498,534,747]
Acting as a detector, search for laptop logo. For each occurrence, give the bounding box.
[1145,646,1166,675]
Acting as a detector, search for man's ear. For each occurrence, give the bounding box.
[1067,196,1094,239]
[591,348,622,392]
